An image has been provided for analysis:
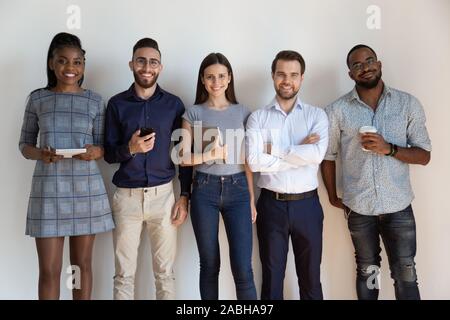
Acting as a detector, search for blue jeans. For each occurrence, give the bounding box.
[347,205,420,300]
[190,171,257,300]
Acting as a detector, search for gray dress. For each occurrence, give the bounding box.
[19,89,115,237]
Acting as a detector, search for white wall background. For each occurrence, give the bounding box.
[1,0,449,299]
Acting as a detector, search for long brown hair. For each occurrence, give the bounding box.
[194,53,238,105]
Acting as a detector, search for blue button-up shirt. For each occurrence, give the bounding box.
[325,85,432,215]
[104,84,192,194]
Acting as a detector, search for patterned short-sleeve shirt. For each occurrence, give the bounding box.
[325,85,432,215]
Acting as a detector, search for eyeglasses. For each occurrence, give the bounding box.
[134,57,161,69]
[351,57,377,72]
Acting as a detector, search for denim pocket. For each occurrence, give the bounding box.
[232,176,249,191]
[193,175,208,189]
[344,206,352,220]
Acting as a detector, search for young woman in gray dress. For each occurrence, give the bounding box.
[19,33,114,299]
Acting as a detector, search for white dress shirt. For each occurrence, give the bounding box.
[246,96,329,193]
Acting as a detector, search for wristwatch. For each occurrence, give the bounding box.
[385,143,398,157]
[180,191,190,199]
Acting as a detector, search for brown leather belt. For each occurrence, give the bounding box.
[263,188,318,201]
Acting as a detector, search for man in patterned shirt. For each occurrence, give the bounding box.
[321,44,431,300]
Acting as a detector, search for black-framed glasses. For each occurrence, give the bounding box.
[351,57,377,72]
[134,57,161,69]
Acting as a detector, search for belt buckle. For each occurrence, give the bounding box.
[275,192,284,201]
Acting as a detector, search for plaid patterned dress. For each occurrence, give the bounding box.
[19,89,115,237]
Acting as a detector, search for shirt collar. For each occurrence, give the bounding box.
[267,95,303,115]
[125,83,164,101]
[349,83,392,103]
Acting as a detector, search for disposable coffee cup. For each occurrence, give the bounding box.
[359,126,377,151]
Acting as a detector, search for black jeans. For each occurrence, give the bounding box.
[347,205,420,300]
[257,189,324,300]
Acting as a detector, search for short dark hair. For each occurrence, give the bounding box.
[346,44,377,67]
[132,38,160,56]
[271,50,305,75]
[194,52,238,105]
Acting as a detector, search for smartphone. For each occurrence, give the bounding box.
[140,127,155,141]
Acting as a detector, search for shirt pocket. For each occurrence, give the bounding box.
[381,115,408,147]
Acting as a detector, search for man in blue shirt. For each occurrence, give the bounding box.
[105,38,192,300]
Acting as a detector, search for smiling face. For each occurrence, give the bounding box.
[129,47,162,89]
[48,46,85,90]
[348,47,382,89]
[201,63,231,99]
[272,59,304,101]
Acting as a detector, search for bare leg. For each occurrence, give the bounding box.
[69,235,96,300]
[35,237,65,300]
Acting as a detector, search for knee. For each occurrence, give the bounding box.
[233,268,254,284]
[199,258,220,276]
[231,259,253,282]
[392,260,417,282]
[71,256,92,273]
[40,264,62,281]
[357,263,380,279]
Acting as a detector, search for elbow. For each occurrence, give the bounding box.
[305,153,325,165]
[20,148,26,159]
[246,155,260,172]
[420,152,431,166]
[311,156,323,165]
[178,152,194,167]
[103,146,122,164]
[19,144,31,159]
[321,159,333,168]
[103,153,115,164]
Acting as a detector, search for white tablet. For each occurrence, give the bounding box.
[55,148,87,158]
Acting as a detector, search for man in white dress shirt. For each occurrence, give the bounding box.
[246,50,328,300]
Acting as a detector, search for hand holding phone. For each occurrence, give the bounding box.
[128,128,156,154]
[140,127,155,141]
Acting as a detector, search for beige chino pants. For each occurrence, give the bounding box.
[112,181,176,300]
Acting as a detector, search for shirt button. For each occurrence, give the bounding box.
[144,189,148,193]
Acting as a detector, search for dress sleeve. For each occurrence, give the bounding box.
[19,95,39,152]
[93,99,106,146]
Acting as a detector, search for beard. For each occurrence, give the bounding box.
[275,86,299,101]
[133,70,159,89]
[356,70,382,89]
